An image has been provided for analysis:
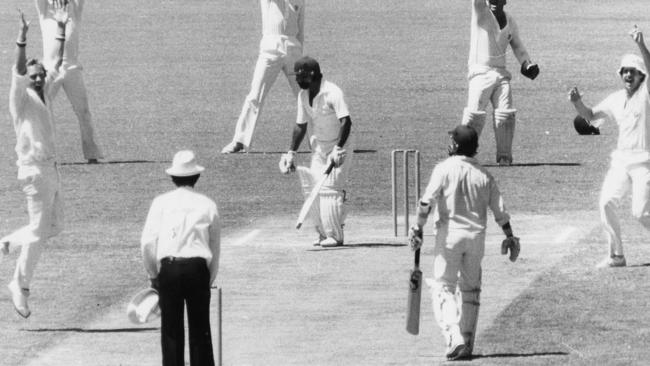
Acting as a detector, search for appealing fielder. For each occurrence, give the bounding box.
[1,6,68,318]
[36,0,103,163]
[141,150,220,366]
[279,56,353,247]
[409,125,519,360]
[462,0,539,165]
[569,26,650,268]
[222,0,305,153]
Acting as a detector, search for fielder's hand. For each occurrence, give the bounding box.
[568,86,582,103]
[278,151,296,174]
[520,60,540,80]
[408,225,423,251]
[630,25,644,45]
[327,146,346,168]
[501,236,520,262]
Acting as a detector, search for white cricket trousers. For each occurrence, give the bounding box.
[599,162,650,257]
[2,164,64,289]
[231,35,302,148]
[466,68,513,112]
[430,225,484,334]
[52,66,103,160]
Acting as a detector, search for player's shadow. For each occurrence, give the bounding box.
[628,262,650,267]
[25,327,158,333]
[471,351,569,359]
[58,160,164,166]
[482,162,581,167]
[307,242,406,251]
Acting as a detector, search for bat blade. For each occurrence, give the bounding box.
[406,249,422,335]
[296,162,335,229]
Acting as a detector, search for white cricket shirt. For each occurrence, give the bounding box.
[296,80,350,143]
[9,67,62,166]
[594,82,650,165]
[420,155,510,232]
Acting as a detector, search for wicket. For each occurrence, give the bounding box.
[391,150,421,236]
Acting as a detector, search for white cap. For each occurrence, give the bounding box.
[165,150,205,177]
[126,287,161,324]
[618,54,647,76]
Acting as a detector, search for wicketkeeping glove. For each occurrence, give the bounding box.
[520,61,540,80]
[408,225,423,251]
[573,115,600,135]
[327,146,346,168]
[278,151,296,174]
[501,236,520,262]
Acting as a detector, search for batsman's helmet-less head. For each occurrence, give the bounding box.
[573,115,600,135]
[449,125,479,157]
[294,56,322,78]
[618,54,647,78]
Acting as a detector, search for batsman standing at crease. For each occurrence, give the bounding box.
[569,25,650,268]
[1,5,68,319]
[279,56,353,247]
[35,0,104,163]
[222,0,305,153]
[409,125,520,361]
[462,0,539,165]
[141,150,220,366]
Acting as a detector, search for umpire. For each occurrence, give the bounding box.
[141,150,221,366]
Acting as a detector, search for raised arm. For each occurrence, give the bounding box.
[568,87,602,121]
[35,0,48,15]
[15,10,30,75]
[296,3,305,46]
[630,25,650,92]
[51,0,70,72]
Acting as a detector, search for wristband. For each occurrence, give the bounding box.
[16,41,26,47]
[56,36,66,41]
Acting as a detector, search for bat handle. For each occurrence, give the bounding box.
[414,248,420,268]
[324,161,336,175]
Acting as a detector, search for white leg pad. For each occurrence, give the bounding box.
[459,289,480,352]
[461,108,487,136]
[431,282,461,339]
[297,166,323,234]
[318,190,345,243]
[493,108,516,164]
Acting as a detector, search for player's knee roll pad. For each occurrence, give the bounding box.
[462,108,487,136]
[319,190,345,242]
[493,109,517,161]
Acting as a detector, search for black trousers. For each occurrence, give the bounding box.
[159,257,215,366]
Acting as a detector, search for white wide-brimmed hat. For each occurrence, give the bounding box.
[619,53,648,77]
[126,287,161,324]
[165,150,205,177]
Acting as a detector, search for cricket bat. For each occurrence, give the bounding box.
[295,161,336,229]
[406,248,422,335]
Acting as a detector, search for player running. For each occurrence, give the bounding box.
[569,25,650,268]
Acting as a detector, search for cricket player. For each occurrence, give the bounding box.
[1,6,68,318]
[222,0,305,153]
[409,125,520,360]
[36,0,103,163]
[278,56,353,247]
[462,0,540,165]
[141,150,220,366]
[569,26,650,268]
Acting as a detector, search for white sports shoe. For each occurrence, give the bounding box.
[497,157,512,166]
[221,141,245,154]
[320,237,343,248]
[596,255,626,268]
[445,327,471,361]
[8,281,31,318]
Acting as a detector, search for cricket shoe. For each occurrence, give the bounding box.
[320,237,343,248]
[221,141,245,154]
[8,281,31,318]
[596,255,626,268]
[497,157,512,166]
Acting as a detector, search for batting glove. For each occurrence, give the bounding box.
[327,146,347,168]
[520,60,540,80]
[278,151,296,174]
[501,236,520,262]
[408,225,423,251]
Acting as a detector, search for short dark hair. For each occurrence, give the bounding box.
[171,174,200,187]
[294,56,322,79]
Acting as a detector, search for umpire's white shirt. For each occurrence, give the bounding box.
[37,0,84,70]
[594,82,650,166]
[468,0,529,72]
[9,66,62,166]
[420,155,510,232]
[141,187,221,282]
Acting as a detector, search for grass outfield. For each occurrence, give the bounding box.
[0,0,649,365]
